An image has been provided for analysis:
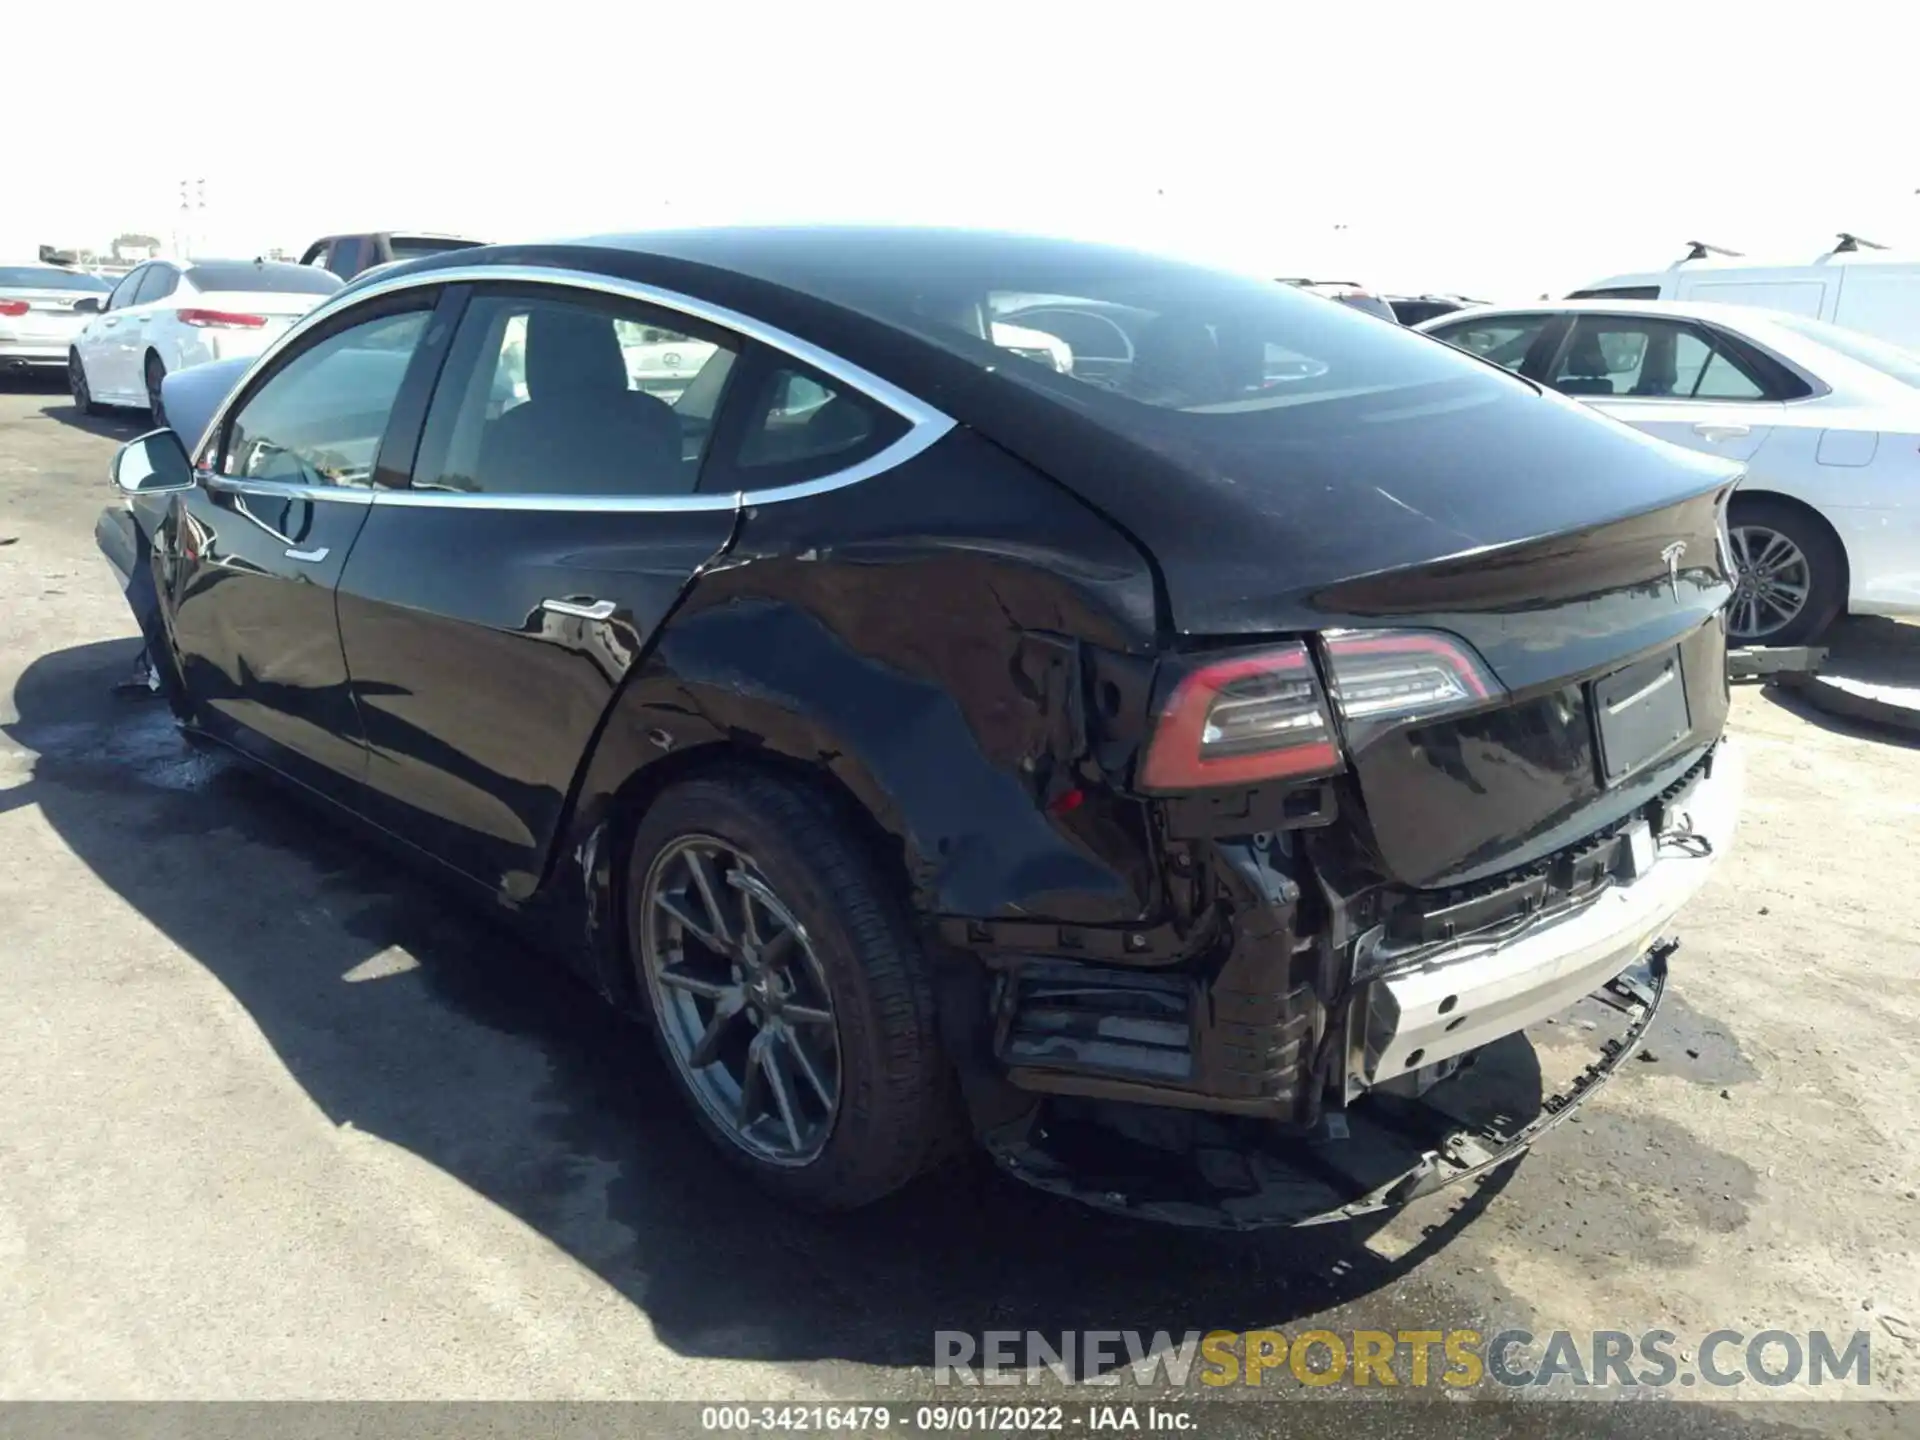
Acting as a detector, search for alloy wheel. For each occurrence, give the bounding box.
[69,352,90,410]
[1728,524,1811,642]
[639,835,841,1166]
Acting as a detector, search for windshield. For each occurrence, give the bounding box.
[1767,314,1920,389]
[0,266,110,292]
[187,262,343,295]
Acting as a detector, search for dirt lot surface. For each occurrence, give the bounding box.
[2,378,1915,1435]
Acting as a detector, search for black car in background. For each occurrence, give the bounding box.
[300,231,486,282]
[1386,293,1484,326]
[100,228,1743,1227]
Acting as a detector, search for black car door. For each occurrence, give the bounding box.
[161,293,445,795]
[333,279,744,898]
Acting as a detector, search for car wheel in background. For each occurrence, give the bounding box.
[69,350,102,416]
[144,354,168,426]
[1726,495,1845,646]
[627,767,957,1210]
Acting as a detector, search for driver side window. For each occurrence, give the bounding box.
[106,267,145,312]
[219,308,431,488]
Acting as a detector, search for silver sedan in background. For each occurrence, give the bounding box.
[0,263,112,376]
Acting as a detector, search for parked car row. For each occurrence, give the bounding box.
[98,225,1742,1230]
[1420,299,1920,645]
[49,231,487,428]
[65,258,344,422]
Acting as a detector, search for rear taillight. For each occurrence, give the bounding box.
[1139,631,1502,792]
[0,300,28,317]
[1320,629,1500,749]
[1138,643,1343,791]
[176,308,267,328]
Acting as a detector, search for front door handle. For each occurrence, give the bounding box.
[1693,422,1750,440]
[284,546,330,563]
[541,597,616,621]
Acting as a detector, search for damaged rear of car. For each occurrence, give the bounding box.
[657,229,1743,1224]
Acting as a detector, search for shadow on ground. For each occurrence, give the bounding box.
[1,373,148,441]
[5,638,1533,1381]
[1765,615,1920,749]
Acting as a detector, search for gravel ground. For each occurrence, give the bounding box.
[1,377,1915,1435]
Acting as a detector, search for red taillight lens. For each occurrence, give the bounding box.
[0,299,29,317]
[176,308,267,328]
[1139,643,1343,792]
[1320,629,1501,748]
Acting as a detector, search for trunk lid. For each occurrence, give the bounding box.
[1077,380,1741,888]
[1314,488,1734,888]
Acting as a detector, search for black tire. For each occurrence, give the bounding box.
[68,350,102,416]
[1726,495,1845,646]
[144,353,167,426]
[625,767,956,1210]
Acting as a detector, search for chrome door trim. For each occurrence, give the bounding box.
[187,261,958,511]
[373,487,738,513]
[200,471,377,506]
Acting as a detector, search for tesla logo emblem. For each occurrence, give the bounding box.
[1661,541,1687,601]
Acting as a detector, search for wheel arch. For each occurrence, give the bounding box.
[1728,486,1853,604]
[541,598,1158,1010]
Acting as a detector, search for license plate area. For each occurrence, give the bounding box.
[1592,647,1689,785]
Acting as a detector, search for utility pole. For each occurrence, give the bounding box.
[176,178,206,258]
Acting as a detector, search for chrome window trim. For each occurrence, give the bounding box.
[374,487,736,514]
[201,471,376,505]
[192,262,957,511]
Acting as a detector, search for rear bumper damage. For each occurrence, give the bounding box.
[1352,736,1741,1088]
[974,739,1739,1228]
[985,943,1669,1229]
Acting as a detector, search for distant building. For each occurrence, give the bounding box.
[111,233,162,263]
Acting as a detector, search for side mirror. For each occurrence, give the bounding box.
[73,296,104,315]
[112,430,195,496]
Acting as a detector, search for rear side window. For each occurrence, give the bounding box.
[733,363,905,475]
[220,309,431,487]
[411,289,738,497]
[1429,314,1550,372]
[1550,317,1768,400]
[134,267,178,305]
[187,262,343,295]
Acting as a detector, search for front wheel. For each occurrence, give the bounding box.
[1726,496,1845,646]
[627,768,957,1210]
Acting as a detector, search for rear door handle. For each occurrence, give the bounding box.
[284,546,330,563]
[541,597,616,621]
[1693,423,1750,440]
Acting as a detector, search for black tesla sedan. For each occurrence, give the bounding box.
[99,227,1743,1227]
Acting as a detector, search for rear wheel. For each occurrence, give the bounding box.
[144,353,167,426]
[627,768,955,1209]
[68,350,101,416]
[1726,496,1844,646]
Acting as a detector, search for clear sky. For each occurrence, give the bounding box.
[13,0,1917,301]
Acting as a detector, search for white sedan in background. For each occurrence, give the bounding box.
[0,263,113,375]
[68,258,341,422]
[1420,300,1920,644]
